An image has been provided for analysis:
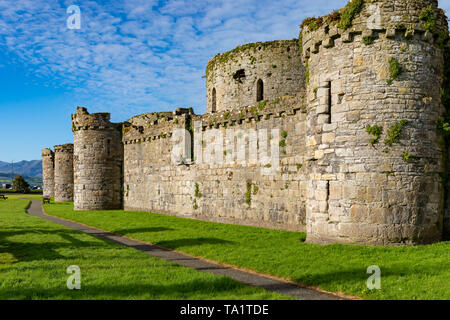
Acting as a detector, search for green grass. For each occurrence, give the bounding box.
[42,202,450,300]
[0,195,290,300]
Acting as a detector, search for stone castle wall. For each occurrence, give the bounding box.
[206,40,305,113]
[72,107,123,210]
[41,148,54,198]
[122,97,308,230]
[42,0,449,245]
[302,0,448,244]
[54,144,74,202]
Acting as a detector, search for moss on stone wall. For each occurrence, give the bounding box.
[384,120,408,146]
[300,0,363,32]
[206,40,295,76]
[338,0,363,30]
[419,5,436,33]
[366,125,383,145]
[387,58,402,85]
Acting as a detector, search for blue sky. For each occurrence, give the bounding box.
[0,0,449,162]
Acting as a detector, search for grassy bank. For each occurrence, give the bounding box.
[44,202,450,300]
[0,195,289,300]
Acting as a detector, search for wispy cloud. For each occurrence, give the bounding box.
[2,0,447,121]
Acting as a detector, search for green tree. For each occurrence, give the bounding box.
[13,175,30,193]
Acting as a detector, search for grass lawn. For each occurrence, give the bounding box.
[43,201,450,300]
[0,195,291,300]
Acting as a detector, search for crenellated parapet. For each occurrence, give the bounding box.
[122,108,193,145]
[199,95,305,132]
[72,106,122,131]
[301,0,448,61]
[301,0,448,245]
[45,0,449,246]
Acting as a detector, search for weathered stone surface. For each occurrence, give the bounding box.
[71,107,123,210]
[206,40,305,113]
[41,148,54,197]
[54,144,73,202]
[43,0,449,245]
[303,0,447,245]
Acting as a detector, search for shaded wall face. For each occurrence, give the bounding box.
[303,13,446,244]
[123,103,308,231]
[445,152,450,239]
[42,152,54,197]
[206,40,305,114]
[54,149,74,202]
[73,129,123,210]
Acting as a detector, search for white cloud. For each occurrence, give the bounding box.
[3,0,446,121]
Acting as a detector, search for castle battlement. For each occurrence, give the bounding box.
[43,0,450,245]
[72,106,121,131]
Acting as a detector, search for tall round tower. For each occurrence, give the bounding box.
[54,144,74,202]
[302,0,448,245]
[41,148,55,198]
[206,39,305,113]
[71,107,123,210]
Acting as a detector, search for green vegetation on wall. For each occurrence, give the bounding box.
[387,58,401,85]
[363,36,374,46]
[366,125,383,145]
[206,40,293,76]
[338,0,363,30]
[419,5,436,33]
[245,181,252,206]
[384,120,408,146]
[194,182,202,198]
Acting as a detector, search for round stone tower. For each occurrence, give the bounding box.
[41,148,55,198]
[71,107,123,210]
[54,144,74,202]
[206,39,305,113]
[302,0,448,245]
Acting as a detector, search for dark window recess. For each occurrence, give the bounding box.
[327,81,332,124]
[211,88,217,113]
[233,69,246,82]
[257,79,264,102]
[326,181,330,201]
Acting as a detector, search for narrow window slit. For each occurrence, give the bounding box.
[327,81,332,124]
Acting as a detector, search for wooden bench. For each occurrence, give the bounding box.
[0,194,8,200]
[43,197,51,204]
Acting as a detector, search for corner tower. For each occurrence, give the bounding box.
[72,107,123,210]
[41,148,54,198]
[302,0,448,244]
[206,39,305,113]
[54,144,74,202]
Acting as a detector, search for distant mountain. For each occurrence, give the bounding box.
[0,160,42,177]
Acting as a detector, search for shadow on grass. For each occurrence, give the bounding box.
[157,237,235,249]
[0,227,118,263]
[0,276,255,300]
[112,227,173,234]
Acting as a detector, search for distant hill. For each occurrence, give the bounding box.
[0,172,42,187]
[0,160,42,177]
